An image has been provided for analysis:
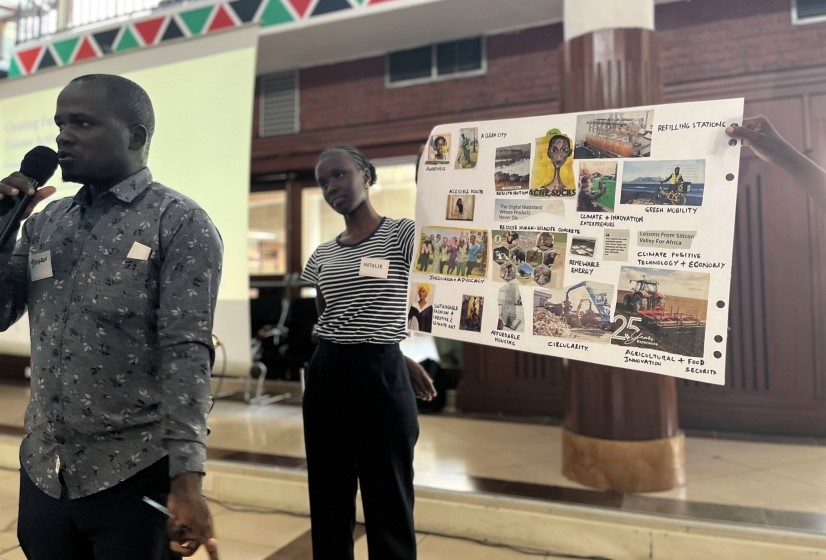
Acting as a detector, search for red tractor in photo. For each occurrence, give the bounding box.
[624,278,664,312]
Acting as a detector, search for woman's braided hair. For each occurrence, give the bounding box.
[318,146,377,186]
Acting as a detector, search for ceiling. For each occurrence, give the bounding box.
[255,0,564,75]
[255,0,686,76]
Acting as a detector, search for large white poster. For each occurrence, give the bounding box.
[412,98,744,384]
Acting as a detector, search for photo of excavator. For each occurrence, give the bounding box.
[533,281,614,342]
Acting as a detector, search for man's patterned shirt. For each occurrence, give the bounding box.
[0,168,222,498]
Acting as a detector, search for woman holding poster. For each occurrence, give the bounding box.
[301,146,436,560]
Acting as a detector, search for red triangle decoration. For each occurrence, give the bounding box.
[287,0,313,17]
[134,17,166,45]
[16,46,43,74]
[208,4,236,32]
[73,36,99,62]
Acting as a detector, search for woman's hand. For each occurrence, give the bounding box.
[404,356,437,401]
[725,116,796,167]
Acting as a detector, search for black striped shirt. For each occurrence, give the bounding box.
[302,217,415,344]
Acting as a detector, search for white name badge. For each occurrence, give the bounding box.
[30,250,53,281]
[127,242,152,261]
[359,257,390,279]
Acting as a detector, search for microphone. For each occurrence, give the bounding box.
[0,146,59,250]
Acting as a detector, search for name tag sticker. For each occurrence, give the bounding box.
[30,250,53,281]
[127,242,151,261]
[359,257,390,279]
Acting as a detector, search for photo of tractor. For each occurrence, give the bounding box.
[612,267,710,357]
[622,277,704,330]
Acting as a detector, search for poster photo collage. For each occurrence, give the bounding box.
[410,99,744,383]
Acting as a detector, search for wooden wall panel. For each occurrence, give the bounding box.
[459,344,565,417]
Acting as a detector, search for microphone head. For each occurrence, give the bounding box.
[20,146,59,186]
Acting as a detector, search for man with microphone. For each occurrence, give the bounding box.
[0,74,220,559]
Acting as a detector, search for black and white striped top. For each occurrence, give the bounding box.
[302,217,415,344]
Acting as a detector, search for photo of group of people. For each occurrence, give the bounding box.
[492,230,567,290]
[416,228,488,278]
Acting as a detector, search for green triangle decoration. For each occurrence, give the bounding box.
[179,6,213,35]
[260,0,294,27]
[7,56,22,78]
[53,37,80,65]
[115,27,141,52]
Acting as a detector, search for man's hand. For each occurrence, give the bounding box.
[0,172,56,220]
[404,356,437,402]
[167,473,219,559]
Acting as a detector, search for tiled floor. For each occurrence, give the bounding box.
[0,381,824,558]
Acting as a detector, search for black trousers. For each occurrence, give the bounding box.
[18,457,179,560]
[303,340,419,560]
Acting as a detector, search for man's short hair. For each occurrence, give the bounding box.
[70,74,155,139]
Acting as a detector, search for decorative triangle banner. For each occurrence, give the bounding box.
[115,28,141,53]
[180,6,214,36]
[286,0,313,18]
[135,17,166,45]
[312,0,352,16]
[73,36,99,63]
[7,57,22,78]
[16,46,43,74]
[52,37,80,65]
[37,47,58,71]
[208,5,237,32]
[161,17,186,42]
[93,29,120,54]
[8,0,416,79]
[230,0,264,22]
[260,0,295,27]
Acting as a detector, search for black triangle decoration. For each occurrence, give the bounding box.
[312,0,352,16]
[38,47,58,70]
[230,0,264,23]
[161,17,186,42]
[93,28,120,54]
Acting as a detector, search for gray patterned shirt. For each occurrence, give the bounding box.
[0,168,222,499]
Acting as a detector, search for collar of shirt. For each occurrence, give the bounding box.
[70,167,153,209]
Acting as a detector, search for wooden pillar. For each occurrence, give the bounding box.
[559,26,685,492]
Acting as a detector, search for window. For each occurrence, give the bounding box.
[793,0,826,24]
[249,191,287,276]
[387,37,484,86]
[301,160,417,265]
